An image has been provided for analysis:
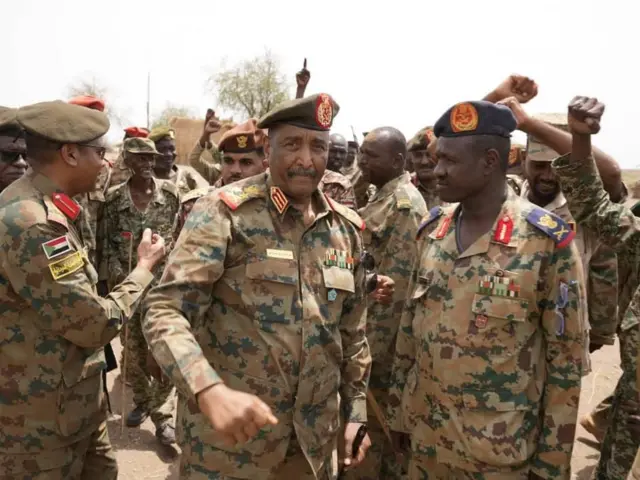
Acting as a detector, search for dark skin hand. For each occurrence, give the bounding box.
[500,95,622,202]
[566,96,606,165]
[200,109,222,148]
[483,74,538,104]
[295,58,310,99]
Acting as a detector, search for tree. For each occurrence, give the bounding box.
[208,49,290,119]
[151,104,197,130]
[66,76,128,127]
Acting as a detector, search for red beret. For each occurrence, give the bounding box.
[123,126,150,139]
[68,95,106,112]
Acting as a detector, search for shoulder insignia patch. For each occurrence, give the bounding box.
[160,179,179,197]
[42,235,73,260]
[220,183,266,211]
[417,206,443,237]
[52,193,80,221]
[526,207,575,248]
[326,195,366,231]
[48,251,84,280]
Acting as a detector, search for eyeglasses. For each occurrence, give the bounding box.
[0,151,25,163]
[77,143,107,160]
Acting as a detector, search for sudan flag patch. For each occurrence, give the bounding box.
[42,235,73,259]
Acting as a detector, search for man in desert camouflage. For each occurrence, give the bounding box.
[143,93,372,479]
[102,136,180,446]
[0,107,27,194]
[149,126,209,196]
[0,102,165,479]
[388,100,584,479]
[341,126,427,480]
[553,96,640,480]
[498,103,621,378]
[406,126,446,209]
[187,108,228,184]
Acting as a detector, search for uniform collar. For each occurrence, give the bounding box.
[520,179,566,212]
[266,173,331,221]
[27,169,65,197]
[371,171,410,202]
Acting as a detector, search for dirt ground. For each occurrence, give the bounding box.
[106,339,622,479]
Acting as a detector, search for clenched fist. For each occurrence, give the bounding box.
[491,75,538,104]
[568,96,605,135]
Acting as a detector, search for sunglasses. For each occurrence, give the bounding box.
[0,151,25,163]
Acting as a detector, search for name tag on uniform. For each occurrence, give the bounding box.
[266,249,294,260]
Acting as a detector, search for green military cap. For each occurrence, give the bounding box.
[526,113,568,162]
[257,93,339,131]
[123,137,160,155]
[149,126,175,143]
[17,100,109,144]
[407,126,435,152]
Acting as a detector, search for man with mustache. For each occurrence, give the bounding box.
[214,119,268,188]
[102,137,180,446]
[388,100,583,479]
[143,93,372,479]
[0,106,28,194]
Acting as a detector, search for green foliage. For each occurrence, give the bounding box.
[208,49,290,119]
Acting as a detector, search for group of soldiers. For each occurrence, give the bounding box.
[0,66,639,480]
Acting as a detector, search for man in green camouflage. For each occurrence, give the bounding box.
[341,126,427,480]
[406,126,446,209]
[143,93,372,479]
[553,95,640,480]
[102,136,180,445]
[149,127,209,196]
[0,102,165,479]
[389,100,584,480]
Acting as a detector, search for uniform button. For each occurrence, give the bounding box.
[495,269,504,277]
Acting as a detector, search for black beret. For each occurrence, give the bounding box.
[434,101,516,139]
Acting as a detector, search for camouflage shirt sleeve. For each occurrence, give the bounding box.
[339,230,370,423]
[554,154,640,257]
[142,195,227,400]
[187,140,221,185]
[587,244,618,345]
[102,197,126,288]
[0,221,154,348]
[531,242,585,479]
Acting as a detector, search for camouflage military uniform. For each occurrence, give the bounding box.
[109,152,131,187]
[188,140,221,184]
[341,162,370,209]
[174,187,210,242]
[142,173,372,479]
[388,188,584,480]
[319,168,357,209]
[410,172,446,210]
[341,171,426,480]
[102,178,180,428]
[554,154,640,480]
[0,171,155,478]
[520,180,618,374]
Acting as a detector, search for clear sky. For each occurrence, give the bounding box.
[3,0,637,166]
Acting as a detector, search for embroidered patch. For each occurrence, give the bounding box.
[475,314,489,329]
[526,208,575,248]
[48,251,84,280]
[328,289,337,302]
[236,135,248,149]
[315,94,333,129]
[270,187,288,214]
[52,193,80,220]
[42,235,72,259]
[450,103,479,133]
[494,215,513,244]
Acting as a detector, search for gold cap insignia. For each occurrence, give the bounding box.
[315,94,333,129]
[236,135,248,149]
[450,103,479,133]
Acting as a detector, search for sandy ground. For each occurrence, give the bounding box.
[106,339,622,479]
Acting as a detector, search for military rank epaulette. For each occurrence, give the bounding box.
[417,206,443,237]
[219,182,266,211]
[526,207,575,248]
[326,195,366,231]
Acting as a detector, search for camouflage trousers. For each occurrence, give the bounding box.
[593,324,640,480]
[339,412,409,480]
[179,437,337,479]
[408,452,529,480]
[0,421,117,480]
[590,395,613,433]
[120,312,175,427]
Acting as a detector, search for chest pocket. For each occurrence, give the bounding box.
[245,258,297,329]
[471,294,529,323]
[321,266,355,323]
